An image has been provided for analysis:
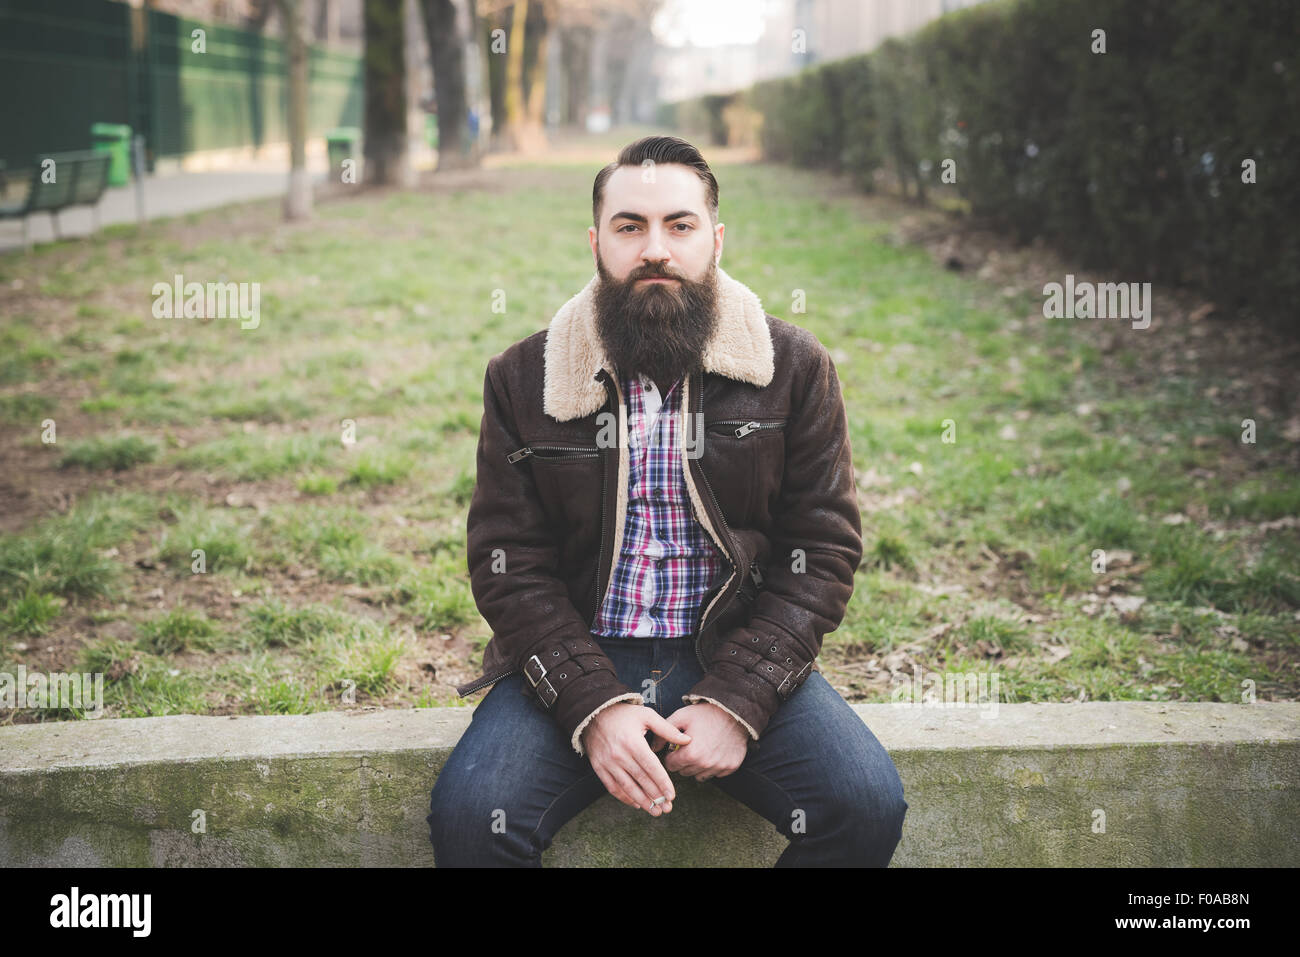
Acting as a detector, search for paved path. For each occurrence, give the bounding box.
[0,166,330,252]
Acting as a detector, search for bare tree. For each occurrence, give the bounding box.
[279,0,312,219]
[558,21,592,128]
[420,0,475,170]
[363,0,412,185]
[517,0,551,153]
[475,0,661,152]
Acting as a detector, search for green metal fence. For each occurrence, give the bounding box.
[0,0,363,170]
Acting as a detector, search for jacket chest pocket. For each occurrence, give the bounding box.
[506,443,603,546]
[700,418,787,526]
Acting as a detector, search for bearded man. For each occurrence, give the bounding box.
[428,135,907,867]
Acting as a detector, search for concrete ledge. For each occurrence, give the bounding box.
[1,703,1297,866]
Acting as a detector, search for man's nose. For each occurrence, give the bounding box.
[641,227,670,266]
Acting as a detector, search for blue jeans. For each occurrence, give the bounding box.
[427,635,907,866]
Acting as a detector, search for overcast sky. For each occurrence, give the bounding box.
[653,0,771,47]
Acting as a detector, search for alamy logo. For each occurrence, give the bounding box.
[151,273,261,329]
[890,666,1001,718]
[0,667,103,717]
[49,887,151,937]
[596,409,705,459]
[1042,273,1151,330]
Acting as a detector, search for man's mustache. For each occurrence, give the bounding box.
[628,265,685,281]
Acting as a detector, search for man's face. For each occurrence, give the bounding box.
[587,164,725,389]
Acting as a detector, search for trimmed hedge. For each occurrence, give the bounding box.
[672,0,1299,325]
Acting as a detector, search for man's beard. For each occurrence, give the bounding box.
[592,252,719,390]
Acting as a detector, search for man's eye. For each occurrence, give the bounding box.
[616,223,692,233]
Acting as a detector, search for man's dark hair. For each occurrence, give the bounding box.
[592,135,719,230]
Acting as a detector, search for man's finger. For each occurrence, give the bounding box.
[646,711,692,746]
[593,764,635,810]
[665,749,702,778]
[621,753,672,813]
[629,741,675,805]
[611,763,659,815]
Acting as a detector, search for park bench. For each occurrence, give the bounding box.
[0,150,112,248]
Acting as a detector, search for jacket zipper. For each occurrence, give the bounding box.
[706,418,787,438]
[506,445,600,463]
[590,368,615,628]
[687,371,758,671]
[457,666,513,696]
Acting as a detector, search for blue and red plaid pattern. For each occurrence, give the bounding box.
[590,370,727,638]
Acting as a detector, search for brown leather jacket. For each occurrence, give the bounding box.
[455,266,863,756]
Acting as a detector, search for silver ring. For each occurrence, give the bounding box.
[651,796,666,807]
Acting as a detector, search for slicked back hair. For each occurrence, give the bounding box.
[592,135,719,230]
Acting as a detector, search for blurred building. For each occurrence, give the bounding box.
[656,0,993,101]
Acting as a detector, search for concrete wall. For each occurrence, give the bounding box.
[2,702,1297,867]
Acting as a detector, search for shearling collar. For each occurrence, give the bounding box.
[543,265,774,422]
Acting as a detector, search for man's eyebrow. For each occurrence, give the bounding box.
[608,210,701,225]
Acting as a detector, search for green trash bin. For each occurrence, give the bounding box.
[90,122,133,186]
[326,127,362,183]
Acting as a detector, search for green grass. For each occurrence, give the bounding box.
[0,491,161,604]
[154,503,258,576]
[0,392,57,420]
[296,472,340,496]
[57,434,159,471]
[168,430,339,480]
[136,606,221,655]
[343,445,416,487]
[0,587,64,637]
[240,597,355,650]
[259,505,409,585]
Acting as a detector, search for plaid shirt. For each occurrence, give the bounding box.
[590,370,727,638]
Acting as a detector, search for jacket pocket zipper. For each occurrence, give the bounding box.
[457,665,515,696]
[507,444,601,463]
[706,418,788,438]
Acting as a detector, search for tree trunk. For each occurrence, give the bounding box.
[421,0,474,170]
[482,5,508,151]
[281,0,312,220]
[497,0,527,151]
[364,0,412,186]
[561,24,591,128]
[517,0,548,153]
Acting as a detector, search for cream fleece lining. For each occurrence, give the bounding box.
[571,692,646,756]
[681,693,760,741]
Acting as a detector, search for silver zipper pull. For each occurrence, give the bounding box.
[506,447,533,463]
[750,563,764,588]
[734,421,760,438]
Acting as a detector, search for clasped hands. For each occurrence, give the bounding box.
[580,701,749,816]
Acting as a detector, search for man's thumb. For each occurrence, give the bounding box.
[649,712,691,743]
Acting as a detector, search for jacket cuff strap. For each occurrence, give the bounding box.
[712,630,814,702]
[520,633,619,709]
